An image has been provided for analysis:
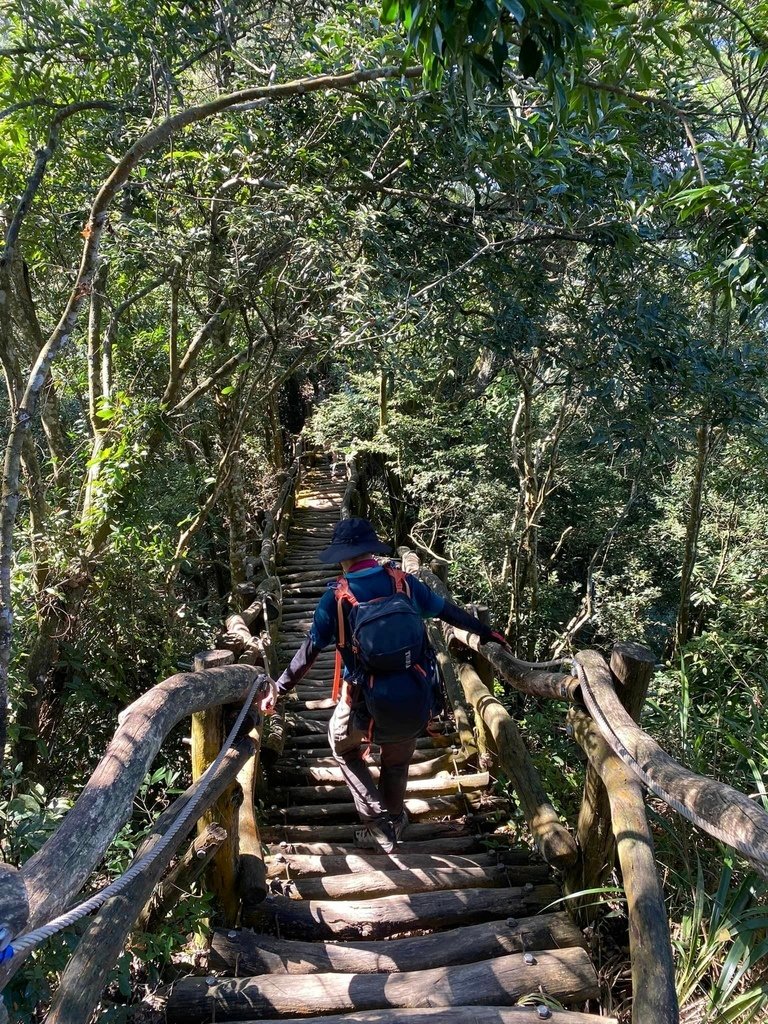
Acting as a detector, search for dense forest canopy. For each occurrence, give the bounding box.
[1,0,768,1019]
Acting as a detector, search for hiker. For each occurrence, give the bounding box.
[261,517,507,852]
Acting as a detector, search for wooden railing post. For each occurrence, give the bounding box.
[566,641,655,918]
[610,640,655,721]
[568,648,678,1024]
[236,713,267,915]
[468,605,494,762]
[191,649,240,926]
[456,660,577,869]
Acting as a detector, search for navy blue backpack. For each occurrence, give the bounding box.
[330,566,443,724]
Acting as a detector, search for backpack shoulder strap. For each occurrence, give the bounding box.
[333,576,358,647]
[386,565,412,599]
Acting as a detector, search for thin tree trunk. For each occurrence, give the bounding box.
[83,263,109,520]
[675,419,712,652]
[379,365,389,427]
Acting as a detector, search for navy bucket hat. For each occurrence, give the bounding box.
[318,517,392,564]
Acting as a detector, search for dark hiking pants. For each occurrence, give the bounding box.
[328,689,416,822]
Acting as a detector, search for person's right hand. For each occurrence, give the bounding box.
[260,677,279,716]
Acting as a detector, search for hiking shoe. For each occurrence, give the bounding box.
[390,809,409,842]
[353,814,397,854]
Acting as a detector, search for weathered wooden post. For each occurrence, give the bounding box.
[469,604,494,761]
[566,641,655,917]
[569,650,678,1024]
[136,823,228,933]
[191,649,240,926]
[455,660,577,869]
[237,711,267,914]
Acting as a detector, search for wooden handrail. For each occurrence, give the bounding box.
[0,664,258,993]
[577,649,768,869]
[16,665,258,935]
[566,644,655,918]
[44,739,255,1024]
[449,630,580,702]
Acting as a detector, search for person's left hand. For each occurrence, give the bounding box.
[260,677,279,715]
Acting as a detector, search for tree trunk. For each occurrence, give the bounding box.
[675,418,712,652]
[379,365,389,427]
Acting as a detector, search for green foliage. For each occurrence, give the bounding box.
[388,0,605,88]
[673,858,768,1022]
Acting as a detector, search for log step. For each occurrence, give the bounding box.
[266,796,468,823]
[277,748,457,766]
[210,912,585,975]
[267,835,492,857]
[266,795,510,824]
[273,771,490,804]
[265,849,533,878]
[272,754,460,783]
[193,1010,613,1024]
[283,734,456,751]
[166,948,597,1022]
[263,813,501,844]
[243,885,559,938]
[275,863,550,901]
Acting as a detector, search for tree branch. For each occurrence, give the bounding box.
[1,101,118,271]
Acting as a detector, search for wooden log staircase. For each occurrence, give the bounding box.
[5,450,768,1024]
[164,466,613,1024]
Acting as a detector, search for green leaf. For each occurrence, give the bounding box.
[502,0,526,24]
[381,0,399,24]
[519,35,543,77]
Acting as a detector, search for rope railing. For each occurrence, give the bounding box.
[574,652,768,874]
[5,673,267,963]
